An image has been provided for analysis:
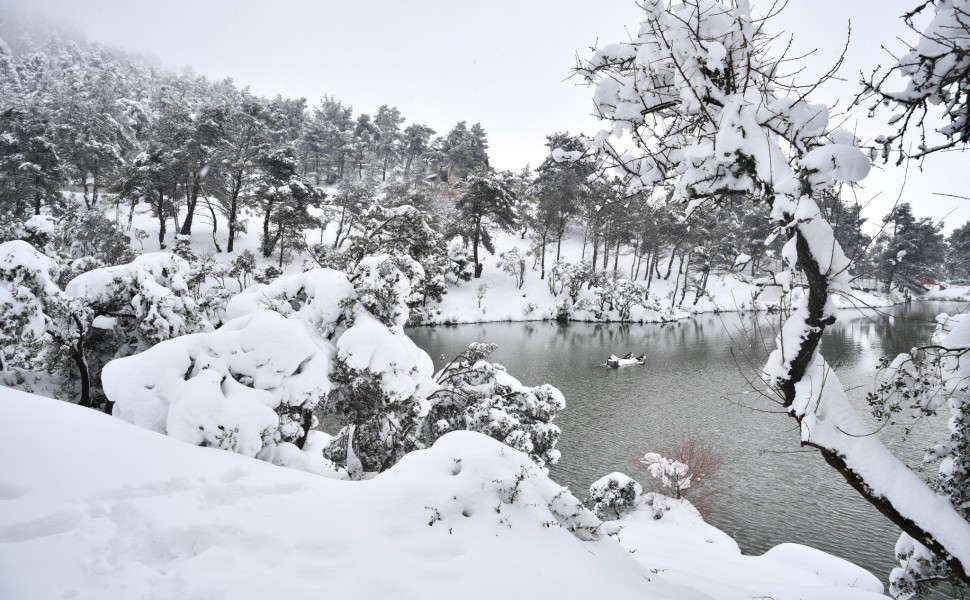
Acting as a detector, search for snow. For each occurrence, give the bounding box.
[606,496,885,600]
[800,144,872,186]
[0,388,889,600]
[781,350,970,580]
[103,309,332,460]
[422,229,892,325]
[336,312,436,401]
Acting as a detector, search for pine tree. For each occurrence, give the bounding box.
[455,170,517,278]
[0,104,65,218]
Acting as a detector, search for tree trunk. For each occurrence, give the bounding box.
[664,250,677,279]
[92,169,99,206]
[156,188,167,249]
[262,200,274,257]
[334,205,348,249]
[679,252,692,305]
[591,232,599,270]
[671,254,682,308]
[279,223,285,269]
[179,175,201,236]
[472,218,483,278]
[646,254,656,290]
[227,173,242,253]
[775,223,970,587]
[540,231,548,280]
[72,314,92,409]
[203,196,221,253]
[693,267,709,305]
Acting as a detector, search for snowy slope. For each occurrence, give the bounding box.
[0,388,885,600]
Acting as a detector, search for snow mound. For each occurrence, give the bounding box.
[104,310,331,456]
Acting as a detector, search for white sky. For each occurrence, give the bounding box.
[3,0,968,233]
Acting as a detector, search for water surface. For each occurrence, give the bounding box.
[409,301,966,588]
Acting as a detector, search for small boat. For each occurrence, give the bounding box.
[607,354,646,368]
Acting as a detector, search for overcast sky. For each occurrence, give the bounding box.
[3,0,968,232]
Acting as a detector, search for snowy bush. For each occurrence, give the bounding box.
[603,278,657,321]
[446,239,475,284]
[104,310,331,459]
[421,342,565,470]
[0,240,62,371]
[0,214,56,250]
[639,442,724,506]
[350,254,423,327]
[65,252,202,346]
[315,201,453,315]
[641,452,691,499]
[226,267,355,339]
[497,247,527,289]
[226,264,437,474]
[51,209,136,283]
[48,252,206,407]
[589,472,643,520]
[322,311,436,473]
[549,259,593,303]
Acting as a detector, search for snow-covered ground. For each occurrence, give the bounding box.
[109,195,895,326]
[924,284,970,301]
[426,229,895,324]
[0,387,886,599]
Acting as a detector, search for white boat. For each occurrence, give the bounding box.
[607,355,646,368]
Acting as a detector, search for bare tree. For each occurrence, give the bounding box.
[859,0,970,163]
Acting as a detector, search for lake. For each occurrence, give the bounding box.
[409,301,966,591]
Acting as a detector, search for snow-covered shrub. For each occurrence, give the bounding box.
[321,201,453,316]
[226,267,355,339]
[322,311,436,473]
[549,260,593,303]
[871,312,970,597]
[589,472,643,520]
[641,452,691,499]
[639,442,724,506]
[421,342,565,470]
[0,214,56,250]
[602,278,657,321]
[65,252,202,347]
[476,282,489,309]
[229,250,257,289]
[181,252,235,326]
[103,310,331,459]
[446,239,475,284]
[498,247,527,289]
[0,240,62,371]
[53,252,205,406]
[350,254,423,327]
[226,265,437,474]
[51,209,135,283]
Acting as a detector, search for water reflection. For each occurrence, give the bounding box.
[408,302,966,589]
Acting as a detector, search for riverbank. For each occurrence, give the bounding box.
[417,230,899,325]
